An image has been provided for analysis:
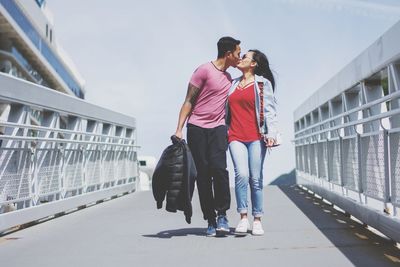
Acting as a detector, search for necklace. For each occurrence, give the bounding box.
[238,80,254,89]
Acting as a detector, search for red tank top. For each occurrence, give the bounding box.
[228,83,261,143]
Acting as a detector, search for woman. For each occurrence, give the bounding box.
[226,49,278,236]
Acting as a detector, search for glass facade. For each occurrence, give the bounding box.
[0,0,84,99]
[35,0,45,9]
[11,46,48,86]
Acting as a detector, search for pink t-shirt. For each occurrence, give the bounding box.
[187,62,232,128]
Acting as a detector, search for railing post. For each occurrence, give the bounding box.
[356,133,364,202]
[389,130,399,217]
[339,136,345,193]
[383,130,391,211]
[31,144,39,206]
[314,139,321,179]
[59,143,65,199]
[100,143,104,190]
[326,138,331,185]
[82,143,88,193]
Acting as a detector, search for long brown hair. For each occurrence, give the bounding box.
[249,49,275,92]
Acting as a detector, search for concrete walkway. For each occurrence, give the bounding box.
[1,185,400,266]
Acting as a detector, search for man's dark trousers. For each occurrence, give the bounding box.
[187,123,230,223]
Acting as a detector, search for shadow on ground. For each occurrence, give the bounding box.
[280,185,400,266]
[143,227,237,239]
[143,228,205,238]
[269,169,296,186]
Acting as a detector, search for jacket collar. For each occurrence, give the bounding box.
[255,74,265,83]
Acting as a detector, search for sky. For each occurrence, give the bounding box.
[47,0,400,184]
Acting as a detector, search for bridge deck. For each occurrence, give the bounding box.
[0,186,399,266]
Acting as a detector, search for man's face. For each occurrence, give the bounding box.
[228,45,241,67]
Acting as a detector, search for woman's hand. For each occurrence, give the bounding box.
[264,137,276,147]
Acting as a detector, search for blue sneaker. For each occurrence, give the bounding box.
[216,215,230,235]
[206,223,216,237]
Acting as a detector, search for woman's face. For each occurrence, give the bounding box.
[237,51,256,71]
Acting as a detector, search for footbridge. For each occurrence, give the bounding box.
[1,15,400,267]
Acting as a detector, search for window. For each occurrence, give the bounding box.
[139,160,147,166]
[35,0,46,8]
[46,24,48,37]
[49,29,52,43]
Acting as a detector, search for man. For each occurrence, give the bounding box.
[174,36,241,236]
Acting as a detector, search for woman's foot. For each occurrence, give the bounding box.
[235,217,250,236]
[252,220,264,236]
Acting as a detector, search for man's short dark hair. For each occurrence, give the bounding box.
[217,36,240,58]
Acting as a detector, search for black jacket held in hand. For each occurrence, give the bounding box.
[152,136,197,224]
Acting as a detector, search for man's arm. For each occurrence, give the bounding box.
[174,83,200,139]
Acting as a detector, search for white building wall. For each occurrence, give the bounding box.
[15,0,54,44]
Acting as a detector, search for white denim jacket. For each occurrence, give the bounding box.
[226,75,278,140]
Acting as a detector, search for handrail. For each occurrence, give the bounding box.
[0,121,135,142]
[293,109,400,142]
[0,134,140,148]
[295,90,400,137]
[0,73,136,128]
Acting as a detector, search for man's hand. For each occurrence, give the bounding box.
[174,130,183,139]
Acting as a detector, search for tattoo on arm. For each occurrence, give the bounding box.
[185,83,200,106]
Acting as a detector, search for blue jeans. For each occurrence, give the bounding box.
[229,140,266,217]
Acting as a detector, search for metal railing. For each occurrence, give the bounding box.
[294,20,400,242]
[0,73,139,232]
